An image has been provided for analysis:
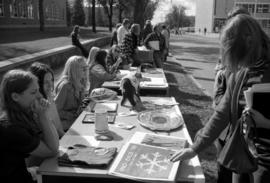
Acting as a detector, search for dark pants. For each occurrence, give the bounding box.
[153,51,164,68]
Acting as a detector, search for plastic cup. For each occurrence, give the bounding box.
[95,109,109,134]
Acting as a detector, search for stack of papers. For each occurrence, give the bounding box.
[141,78,166,86]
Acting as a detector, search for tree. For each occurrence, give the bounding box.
[116,0,133,23]
[38,0,44,31]
[66,0,71,27]
[133,0,158,28]
[72,0,85,26]
[92,0,96,32]
[99,0,115,32]
[165,5,189,29]
[143,1,158,23]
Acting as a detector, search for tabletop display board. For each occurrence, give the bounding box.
[37,97,205,183]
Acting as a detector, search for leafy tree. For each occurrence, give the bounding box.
[133,0,158,28]
[38,0,44,31]
[165,5,190,29]
[143,1,159,23]
[71,0,85,26]
[99,0,115,32]
[133,0,148,28]
[116,0,133,23]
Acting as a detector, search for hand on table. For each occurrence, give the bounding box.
[170,148,196,162]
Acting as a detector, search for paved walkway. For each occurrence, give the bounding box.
[0,27,110,61]
[170,33,220,97]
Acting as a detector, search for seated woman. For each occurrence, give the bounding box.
[0,70,59,182]
[71,25,89,58]
[88,50,118,93]
[120,70,146,112]
[55,56,88,131]
[106,45,123,74]
[29,62,65,138]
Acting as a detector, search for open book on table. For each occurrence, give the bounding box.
[109,132,187,182]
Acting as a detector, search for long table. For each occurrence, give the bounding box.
[37,96,205,183]
[102,67,169,96]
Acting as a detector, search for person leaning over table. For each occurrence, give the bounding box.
[88,49,118,94]
[144,24,166,68]
[0,70,59,183]
[55,56,88,131]
[170,14,270,183]
[106,44,122,74]
[29,62,64,138]
[120,23,141,67]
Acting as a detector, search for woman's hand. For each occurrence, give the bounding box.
[170,148,197,162]
[31,98,50,115]
[248,108,270,128]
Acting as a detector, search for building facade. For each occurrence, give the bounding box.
[195,0,215,34]
[196,0,270,35]
[0,0,66,28]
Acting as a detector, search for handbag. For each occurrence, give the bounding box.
[217,69,258,174]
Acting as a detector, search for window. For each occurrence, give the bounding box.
[9,0,33,18]
[45,2,61,20]
[0,0,4,16]
[261,20,270,29]
[257,4,269,13]
[235,3,255,14]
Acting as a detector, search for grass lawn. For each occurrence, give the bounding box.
[0,27,110,61]
[164,59,217,183]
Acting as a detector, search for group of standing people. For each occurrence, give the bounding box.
[110,18,170,69]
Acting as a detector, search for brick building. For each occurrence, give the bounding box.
[195,0,270,35]
[0,0,66,28]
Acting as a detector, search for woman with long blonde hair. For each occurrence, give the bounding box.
[55,56,88,131]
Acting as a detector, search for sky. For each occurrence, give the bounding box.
[151,0,196,25]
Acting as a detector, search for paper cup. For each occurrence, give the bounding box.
[95,109,109,134]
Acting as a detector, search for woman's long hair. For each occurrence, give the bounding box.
[56,56,88,99]
[0,70,39,132]
[93,50,108,71]
[220,14,270,72]
[29,62,54,99]
[87,46,100,66]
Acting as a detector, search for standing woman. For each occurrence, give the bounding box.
[0,70,59,182]
[170,14,270,183]
[29,62,64,138]
[55,56,88,131]
[88,50,117,93]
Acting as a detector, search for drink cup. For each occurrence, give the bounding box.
[95,109,109,134]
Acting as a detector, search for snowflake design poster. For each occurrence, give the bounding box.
[109,132,183,182]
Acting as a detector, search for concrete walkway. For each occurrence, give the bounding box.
[170,33,220,97]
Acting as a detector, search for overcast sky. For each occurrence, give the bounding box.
[151,0,196,25]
